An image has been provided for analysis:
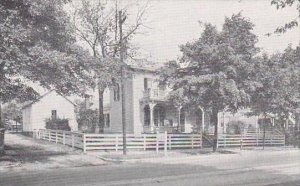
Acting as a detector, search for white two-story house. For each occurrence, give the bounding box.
[99,65,214,135]
[87,64,286,135]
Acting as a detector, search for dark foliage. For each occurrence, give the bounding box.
[45,118,71,131]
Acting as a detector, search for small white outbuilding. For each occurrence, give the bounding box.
[22,90,78,132]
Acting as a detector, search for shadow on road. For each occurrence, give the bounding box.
[4,144,68,163]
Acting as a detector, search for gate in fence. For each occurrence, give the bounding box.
[35,129,202,153]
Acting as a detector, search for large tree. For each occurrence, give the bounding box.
[0,0,94,127]
[160,13,260,151]
[250,46,300,130]
[71,0,147,133]
[0,0,92,104]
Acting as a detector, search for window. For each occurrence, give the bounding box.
[114,84,120,101]
[51,110,57,120]
[144,78,148,91]
[104,114,110,128]
[84,94,94,108]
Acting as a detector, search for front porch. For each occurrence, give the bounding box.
[141,101,206,134]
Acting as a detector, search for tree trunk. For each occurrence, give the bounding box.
[295,113,300,132]
[0,102,2,127]
[98,88,105,133]
[212,107,219,152]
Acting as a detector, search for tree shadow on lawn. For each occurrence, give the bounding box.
[3,144,68,163]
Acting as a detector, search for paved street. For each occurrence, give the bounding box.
[1,147,299,186]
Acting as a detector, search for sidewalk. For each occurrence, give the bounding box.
[90,148,237,162]
[0,133,106,172]
[91,146,299,165]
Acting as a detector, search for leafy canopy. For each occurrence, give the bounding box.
[0,0,92,103]
[160,13,260,113]
[250,46,300,119]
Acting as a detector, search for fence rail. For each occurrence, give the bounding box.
[35,129,202,152]
[35,130,284,151]
[217,133,285,148]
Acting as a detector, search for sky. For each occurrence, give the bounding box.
[122,0,300,62]
[35,0,300,95]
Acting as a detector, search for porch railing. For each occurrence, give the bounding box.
[143,126,181,133]
[143,88,165,100]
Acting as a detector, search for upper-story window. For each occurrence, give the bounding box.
[144,78,153,91]
[84,94,94,108]
[144,78,148,91]
[114,83,120,101]
[51,110,57,120]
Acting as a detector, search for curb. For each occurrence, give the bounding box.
[96,155,167,163]
[97,156,130,163]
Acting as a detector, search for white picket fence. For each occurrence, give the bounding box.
[35,129,202,152]
[36,129,84,149]
[217,133,285,148]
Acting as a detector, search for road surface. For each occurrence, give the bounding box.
[1,148,300,186]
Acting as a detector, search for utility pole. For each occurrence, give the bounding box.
[119,10,127,155]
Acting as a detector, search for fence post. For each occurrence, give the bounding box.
[240,134,243,150]
[164,131,167,156]
[55,131,58,143]
[143,135,146,151]
[48,130,51,142]
[72,133,74,149]
[270,135,273,146]
[168,135,172,150]
[256,133,259,146]
[63,131,66,145]
[191,134,194,149]
[156,131,159,153]
[224,134,226,148]
[116,136,119,152]
[200,133,203,148]
[83,134,86,153]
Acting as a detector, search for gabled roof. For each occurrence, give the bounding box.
[22,90,76,109]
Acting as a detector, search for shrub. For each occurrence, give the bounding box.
[77,109,98,133]
[45,118,71,131]
[285,131,300,148]
[0,120,4,129]
[226,120,246,134]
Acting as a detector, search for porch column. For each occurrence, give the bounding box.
[149,103,156,132]
[198,107,205,132]
[255,116,259,133]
